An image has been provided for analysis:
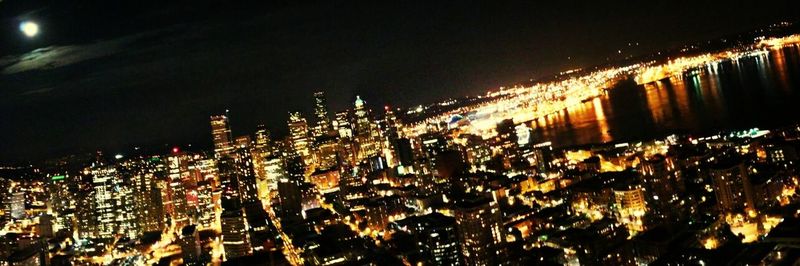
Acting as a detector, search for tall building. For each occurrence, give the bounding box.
[401,212,462,265]
[166,153,191,228]
[639,155,679,217]
[353,96,381,160]
[211,113,234,157]
[233,148,259,204]
[710,158,755,215]
[313,91,332,136]
[288,112,312,164]
[126,158,165,234]
[613,183,649,232]
[221,209,252,260]
[91,165,123,239]
[180,225,202,265]
[334,111,353,139]
[278,154,304,219]
[454,196,503,266]
[9,191,24,220]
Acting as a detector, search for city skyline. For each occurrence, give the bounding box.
[1,1,799,162]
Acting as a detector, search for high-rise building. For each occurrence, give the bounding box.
[398,212,462,265]
[166,153,191,228]
[613,183,648,232]
[639,155,679,217]
[334,111,353,139]
[126,157,165,234]
[211,114,234,157]
[233,148,259,204]
[278,154,304,219]
[91,165,123,239]
[454,196,503,266]
[180,225,202,265]
[221,209,252,260]
[288,112,312,164]
[313,91,332,136]
[9,191,24,220]
[353,96,382,161]
[710,158,755,215]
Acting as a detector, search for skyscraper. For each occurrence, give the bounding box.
[166,153,191,228]
[91,165,123,239]
[278,154,304,219]
[126,157,165,234]
[288,112,312,164]
[210,113,234,157]
[454,196,503,266]
[313,91,332,136]
[221,209,252,259]
[710,157,756,215]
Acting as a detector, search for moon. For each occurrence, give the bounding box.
[19,21,39,38]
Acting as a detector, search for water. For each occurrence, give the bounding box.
[528,44,800,147]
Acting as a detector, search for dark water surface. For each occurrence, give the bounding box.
[529,45,800,146]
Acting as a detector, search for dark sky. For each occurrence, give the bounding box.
[0,0,798,162]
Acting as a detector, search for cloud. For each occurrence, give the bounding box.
[0,27,184,75]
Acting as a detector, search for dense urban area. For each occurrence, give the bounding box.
[2,26,800,266]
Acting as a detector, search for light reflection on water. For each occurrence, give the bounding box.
[527,45,800,147]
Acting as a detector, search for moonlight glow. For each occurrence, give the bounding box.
[19,21,39,38]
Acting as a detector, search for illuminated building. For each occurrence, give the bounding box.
[288,111,312,164]
[210,113,234,157]
[91,165,123,239]
[9,191,24,220]
[309,167,340,193]
[128,158,165,233]
[613,183,648,232]
[395,212,462,265]
[221,209,252,259]
[353,96,381,160]
[180,225,202,265]
[313,91,332,136]
[195,180,215,228]
[454,196,503,266]
[278,154,304,218]
[313,135,340,169]
[233,148,259,204]
[262,156,285,201]
[710,158,755,215]
[253,125,271,199]
[334,111,353,139]
[167,153,191,228]
[639,155,679,217]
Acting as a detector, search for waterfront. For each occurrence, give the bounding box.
[529,44,800,146]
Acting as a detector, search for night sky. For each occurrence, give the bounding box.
[0,0,798,162]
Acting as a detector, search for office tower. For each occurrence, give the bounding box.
[278,154,304,219]
[38,214,55,238]
[313,135,339,169]
[123,157,165,234]
[495,119,519,160]
[353,96,381,160]
[253,125,271,195]
[221,209,252,260]
[191,158,217,228]
[211,113,234,157]
[405,212,462,265]
[288,111,312,164]
[613,183,649,232]
[254,125,271,155]
[235,135,251,149]
[394,138,415,168]
[9,191,24,220]
[639,155,678,217]
[262,156,285,203]
[76,185,97,239]
[454,196,503,266]
[47,174,72,223]
[218,156,243,211]
[710,158,756,215]
[167,153,191,228]
[334,111,353,139]
[180,225,202,265]
[91,165,122,239]
[233,148,259,204]
[313,91,332,136]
